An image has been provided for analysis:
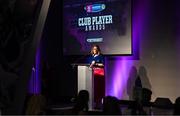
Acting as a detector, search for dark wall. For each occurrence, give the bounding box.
[41,0,78,104]
[0,0,45,114]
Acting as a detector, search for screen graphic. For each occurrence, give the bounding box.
[63,0,132,55]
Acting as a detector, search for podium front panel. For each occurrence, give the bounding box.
[77,65,94,110]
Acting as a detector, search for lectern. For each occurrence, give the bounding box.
[72,63,94,110]
[72,63,105,110]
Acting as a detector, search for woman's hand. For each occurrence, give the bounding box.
[90,61,95,68]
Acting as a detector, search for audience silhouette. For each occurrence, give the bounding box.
[71,90,89,115]
[127,66,152,115]
[174,97,180,115]
[102,96,122,115]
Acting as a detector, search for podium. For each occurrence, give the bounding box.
[72,63,105,110]
[72,63,94,110]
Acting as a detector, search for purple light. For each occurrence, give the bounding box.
[35,46,41,94]
[29,46,41,94]
[106,58,133,99]
[106,0,150,99]
[111,58,133,98]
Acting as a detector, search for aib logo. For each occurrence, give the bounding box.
[84,4,106,13]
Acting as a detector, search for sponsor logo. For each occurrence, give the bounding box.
[84,4,106,13]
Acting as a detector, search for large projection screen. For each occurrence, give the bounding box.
[63,0,132,55]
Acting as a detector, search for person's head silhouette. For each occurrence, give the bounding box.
[102,96,122,115]
[174,97,180,115]
[72,90,89,114]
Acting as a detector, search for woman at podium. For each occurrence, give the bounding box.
[88,45,105,109]
[89,45,104,68]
